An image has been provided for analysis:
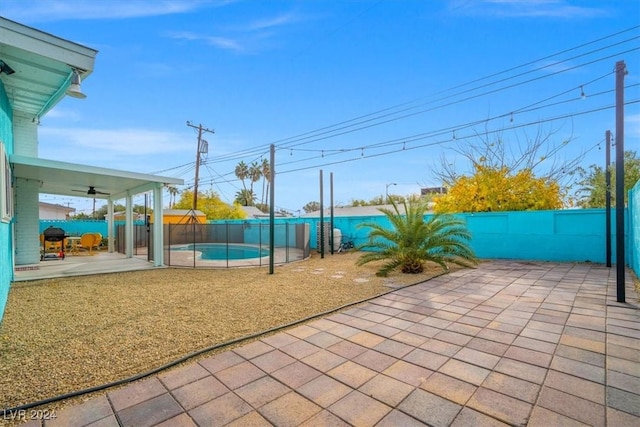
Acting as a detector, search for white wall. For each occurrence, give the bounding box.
[13,112,41,265]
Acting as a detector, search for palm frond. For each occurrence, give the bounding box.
[356,199,477,276]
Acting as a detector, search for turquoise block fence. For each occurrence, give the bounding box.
[299,209,621,265]
[40,208,625,265]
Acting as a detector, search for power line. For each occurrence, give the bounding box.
[202,26,639,164]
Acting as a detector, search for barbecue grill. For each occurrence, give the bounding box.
[41,226,68,260]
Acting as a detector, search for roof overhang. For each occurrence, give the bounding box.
[11,155,183,200]
[0,17,97,118]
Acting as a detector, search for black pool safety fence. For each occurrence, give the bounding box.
[163,221,310,268]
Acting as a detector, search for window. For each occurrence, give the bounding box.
[0,142,13,223]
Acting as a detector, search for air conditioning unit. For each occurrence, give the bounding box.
[316,223,341,252]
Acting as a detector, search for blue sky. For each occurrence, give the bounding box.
[2,0,639,215]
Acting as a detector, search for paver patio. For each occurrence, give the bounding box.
[14,260,640,426]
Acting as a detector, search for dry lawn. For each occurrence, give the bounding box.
[0,251,449,414]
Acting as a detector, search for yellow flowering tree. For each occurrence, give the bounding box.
[174,190,246,220]
[434,164,562,213]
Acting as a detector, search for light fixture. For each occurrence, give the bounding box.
[66,69,86,99]
[0,60,15,75]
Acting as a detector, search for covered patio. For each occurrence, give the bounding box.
[13,251,155,281]
[10,155,182,273]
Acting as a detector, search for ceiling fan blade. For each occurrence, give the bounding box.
[71,186,110,196]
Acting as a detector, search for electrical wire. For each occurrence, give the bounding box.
[153,27,639,204]
[208,25,640,162]
[203,30,640,164]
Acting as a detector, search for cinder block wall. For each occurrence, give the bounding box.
[13,111,41,265]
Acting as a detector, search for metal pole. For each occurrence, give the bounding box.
[605,130,612,267]
[615,60,626,303]
[319,170,324,258]
[330,172,334,255]
[269,144,275,274]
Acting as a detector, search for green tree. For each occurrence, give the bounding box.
[248,161,262,196]
[234,189,256,207]
[575,150,640,208]
[174,190,246,219]
[166,185,179,208]
[303,201,320,213]
[356,199,478,276]
[235,161,249,191]
[260,158,270,206]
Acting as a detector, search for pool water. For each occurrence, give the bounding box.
[176,243,268,260]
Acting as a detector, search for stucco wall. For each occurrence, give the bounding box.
[303,208,623,264]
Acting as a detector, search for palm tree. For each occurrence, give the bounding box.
[166,185,179,208]
[235,189,256,206]
[235,161,249,191]
[260,158,270,206]
[248,161,262,196]
[356,199,478,276]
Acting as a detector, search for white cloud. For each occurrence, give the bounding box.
[242,13,300,32]
[0,0,234,23]
[41,108,82,122]
[39,127,191,155]
[165,11,304,53]
[449,0,609,19]
[166,31,244,52]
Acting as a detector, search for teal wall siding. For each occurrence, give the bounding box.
[0,82,14,322]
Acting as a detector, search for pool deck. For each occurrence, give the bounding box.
[12,260,640,426]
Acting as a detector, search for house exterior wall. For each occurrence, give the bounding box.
[0,82,14,321]
[14,178,40,265]
[12,111,40,265]
[39,203,73,220]
[12,111,38,156]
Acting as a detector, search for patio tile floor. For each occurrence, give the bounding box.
[21,260,639,426]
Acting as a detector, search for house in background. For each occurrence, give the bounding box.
[39,201,75,220]
[0,17,183,322]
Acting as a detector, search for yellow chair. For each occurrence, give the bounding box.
[91,233,103,251]
[80,233,99,255]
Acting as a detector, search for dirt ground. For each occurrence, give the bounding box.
[0,251,450,416]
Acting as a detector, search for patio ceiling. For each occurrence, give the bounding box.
[11,155,183,200]
[0,17,96,118]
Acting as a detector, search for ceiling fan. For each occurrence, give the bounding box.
[72,186,111,196]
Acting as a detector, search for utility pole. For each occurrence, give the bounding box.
[614,60,627,303]
[186,121,215,211]
[605,130,612,268]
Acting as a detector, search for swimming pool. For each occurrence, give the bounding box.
[173,243,269,260]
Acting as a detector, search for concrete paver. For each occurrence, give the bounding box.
[21,260,639,426]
